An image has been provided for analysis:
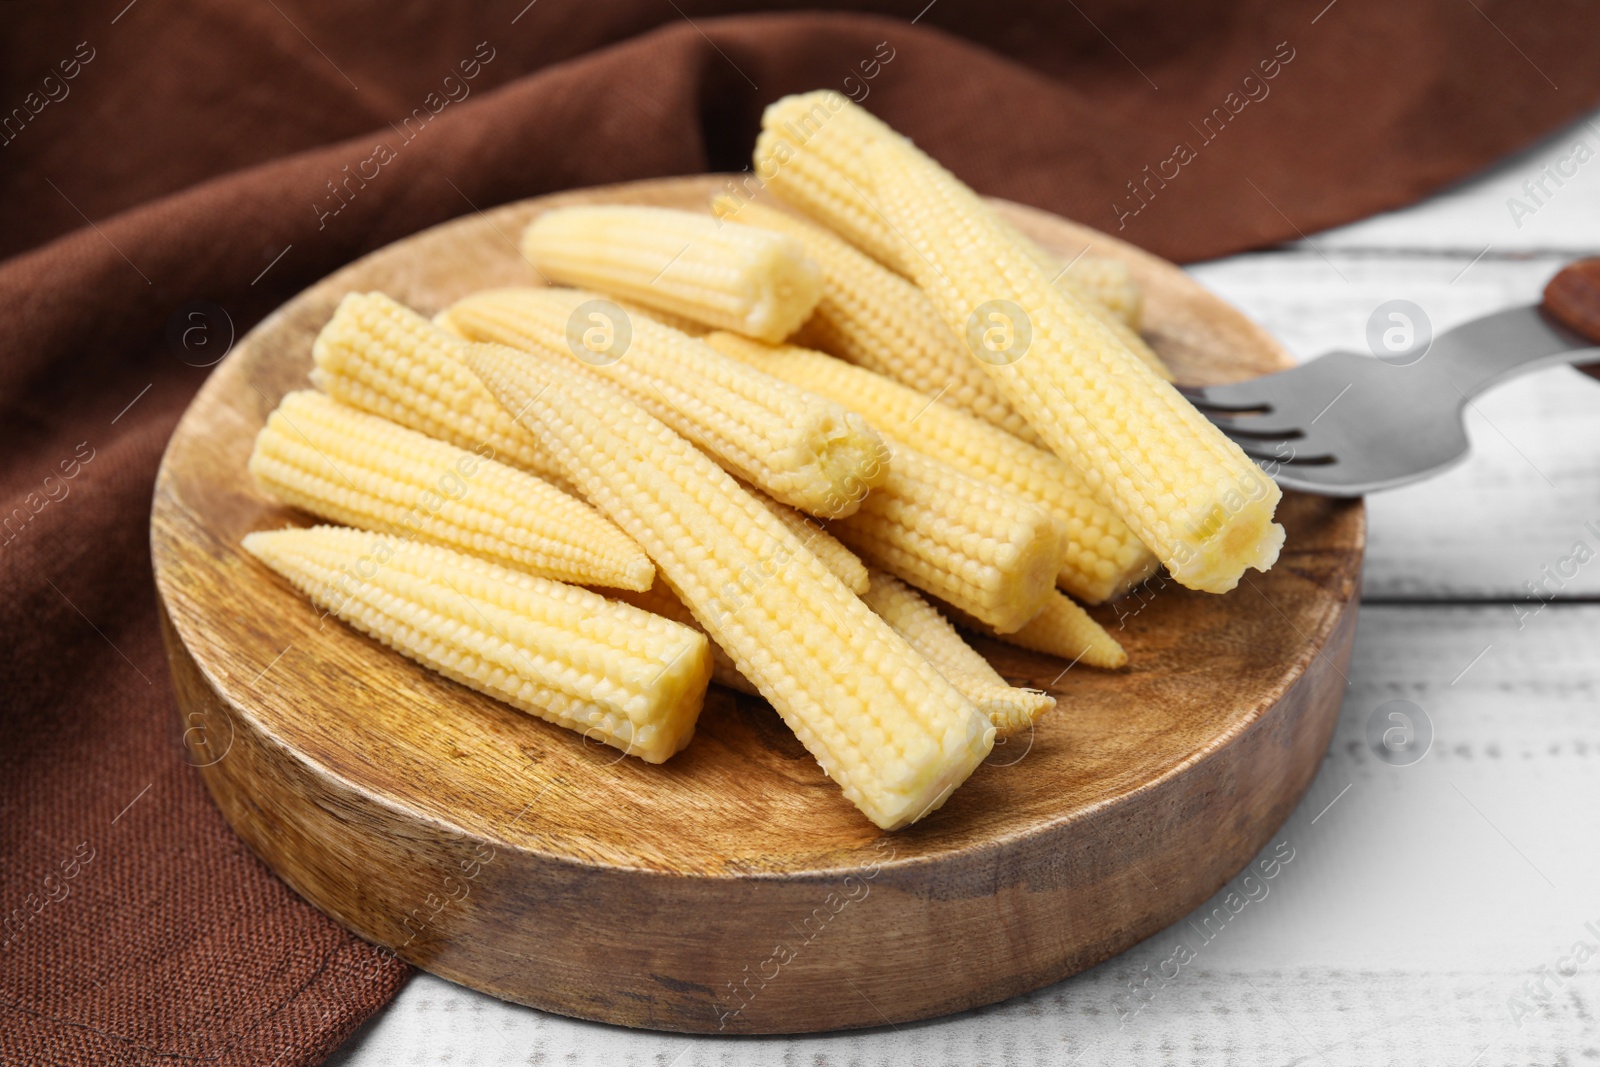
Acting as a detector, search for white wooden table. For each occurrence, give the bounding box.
[329,106,1600,1067]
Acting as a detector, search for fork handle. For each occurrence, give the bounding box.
[1543,259,1600,379]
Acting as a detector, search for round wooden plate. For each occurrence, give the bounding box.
[152,176,1363,1035]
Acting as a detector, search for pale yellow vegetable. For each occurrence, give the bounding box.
[834,441,1061,634]
[751,93,1167,376]
[250,390,653,591]
[709,197,1042,445]
[704,333,1158,604]
[312,292,555,480]
[1055,254,1142,331]
[740,480,870,595]
[752,92,908,269]
[438,286,889,519]
[467,344,994,830]
[863,129,1283,593]
[520,205,822,343]
[612,583,757,696]
[243,525,711,763]
[862,571,1054,735]
[945,589,1128,671]
[616,518,866,694]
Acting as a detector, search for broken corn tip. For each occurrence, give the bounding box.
[1168,497,1286,594]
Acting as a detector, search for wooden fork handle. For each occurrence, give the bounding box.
[1543,258,1600,380]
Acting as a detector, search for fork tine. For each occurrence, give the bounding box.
[1177,381,1273,413]
[1203,412,1306,441]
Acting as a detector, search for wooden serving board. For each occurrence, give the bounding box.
[151,176,1363,1035]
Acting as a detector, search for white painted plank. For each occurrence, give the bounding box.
[327,606,1600,1067]
[1185,251,1600,600]
[1306,105,1600,254]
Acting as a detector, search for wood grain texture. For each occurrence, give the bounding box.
[151,176,1363,1035]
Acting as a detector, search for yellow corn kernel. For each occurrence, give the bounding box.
[242,525,711,762]
[439,286,889,519]
[834,441,1061,634]
[705,333,1159,604]
[467,345,993,830]
[612,583,758,696]
[863,131,1283,593]
[250,391,653,590]
[520,205,822,343]
[945,589,1128,671]
[862,570,1053,735]
[312,292,556,481]
[710,197,1043,445]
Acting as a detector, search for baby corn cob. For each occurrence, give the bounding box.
[617,486,869,693]
[864,133,1283,593]
[752,94,1167,377]
[439,287,889,519]
[862,571,1054,735]
[754,92,906,270]
[946,589,1128,671]
[612,507,869,695]
[312,292,556,481]
[710,197,1042,445]
[467,345,994,830]
[1059,255,1142,331]
[612,583,758,696]
[520,205,823,343]
[993,218,1169,379]
[250,391,654,591]
[835,442,1061,634]
[741,480,869,594]
[705,333,1158,604]
[243,525,711,762]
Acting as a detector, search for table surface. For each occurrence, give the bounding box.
[329,106,1600,1067]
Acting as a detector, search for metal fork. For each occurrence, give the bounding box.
[1181,259,1600,496]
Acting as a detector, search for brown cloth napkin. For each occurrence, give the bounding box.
[2,2,1596,1063]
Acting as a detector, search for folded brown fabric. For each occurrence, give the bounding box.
[2,3,1595,1064]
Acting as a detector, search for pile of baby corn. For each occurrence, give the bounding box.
[242,92,1283,831]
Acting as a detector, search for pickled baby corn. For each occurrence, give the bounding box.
[862,571,1054,735]
[751,94,1167,376]
[439,286,889,519]
[741,481,870,594]
[521,205,823,343]
[753,94,1129,306]
[615,501,867,694]
[835,442,1061,634]
[312,292,555,480]
[467,345,994,830]
[946,590,1128,671]
[705,333,1158,604]
[709,197,1042,445]
[863,133,1283,593]
[1054,254,1142,330]
[250,391,654,590]
[613,582,758,696]
[243,525,711,762]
